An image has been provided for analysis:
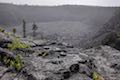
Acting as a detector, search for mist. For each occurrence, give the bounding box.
[0,0,120,6]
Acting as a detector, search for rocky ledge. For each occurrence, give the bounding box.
[0,32,120,80]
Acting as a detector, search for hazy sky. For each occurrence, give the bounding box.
[0,0,120,6]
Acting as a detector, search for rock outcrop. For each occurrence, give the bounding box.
[0,32,120,80]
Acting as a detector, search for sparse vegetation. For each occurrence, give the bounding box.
[12,28,16,34]
[32,23,38,38]
[0,27,5,33]
[0,28,28,71]
[0,54,23,71]
[10,54,23,71]
[37,51,48,57]
[7,37,30,51]
[23,20,26,38]
[93,72,104,80]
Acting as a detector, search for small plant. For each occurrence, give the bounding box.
[37,51,48,57]
[93,72,104,80]
[12,28,17,34]
[4,32,12,37]
[10,54,23,71]
[32,23,38,38]
[0,54,23,71]
[0,27,5,32]
[8,37,30,51]
[23,20,26,38]
[42,51,48,57]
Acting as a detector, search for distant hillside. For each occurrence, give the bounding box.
[1,3,120,48]
[0,3,119,26]
[81,10,120,49]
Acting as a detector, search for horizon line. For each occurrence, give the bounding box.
[0,2,120,7]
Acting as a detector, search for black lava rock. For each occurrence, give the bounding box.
[62,71,71,79]
[44,77,53,80]
[69,64,80,73]
[27,74,37,80]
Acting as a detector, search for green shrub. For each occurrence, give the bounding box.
[0,54,23,71]
[10,54,23,71]
[8,37,30,51]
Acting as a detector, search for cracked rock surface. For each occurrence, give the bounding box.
[0,32,120,80]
